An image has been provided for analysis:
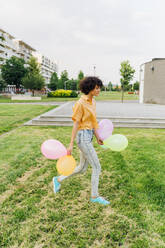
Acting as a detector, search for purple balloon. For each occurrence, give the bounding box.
[97,119,114,141]
[41,139,67,160]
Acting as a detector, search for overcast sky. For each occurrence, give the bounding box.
[0,0,164,85]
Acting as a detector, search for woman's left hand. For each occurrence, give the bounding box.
[96,138,103,145]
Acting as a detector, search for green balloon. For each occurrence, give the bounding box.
[103,134,128,152]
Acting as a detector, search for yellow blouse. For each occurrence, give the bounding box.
[72,95,99,130]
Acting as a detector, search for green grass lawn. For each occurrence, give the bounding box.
[0,91,139,103]
[0,125,165,247]
[0,104,56,135]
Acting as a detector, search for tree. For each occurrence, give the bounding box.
[0,73,7,91]
[22,56,45,96]
[22,73,45,96]
[78,70,84,81]
[77,70,84,90]
[1,56,27,89]
[125,83,133,91]
[107,82,113,91]
[101,85,106,91]
[133,81,139,91]
[58,70,69,89]
[120,60,135,102]
[48,72,58,90]
[27,56,40,74]
[67,79,78,90]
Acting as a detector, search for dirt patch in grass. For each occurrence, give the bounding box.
[0,158,49,205]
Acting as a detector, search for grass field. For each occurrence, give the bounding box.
[0,91,139,103]
[0,104,56,135]
[0,109,165,247]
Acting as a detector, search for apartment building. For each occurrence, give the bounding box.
[14,39,36,62]
[32,51,57,84]
[0,28,57,84]
[0,28,18,66]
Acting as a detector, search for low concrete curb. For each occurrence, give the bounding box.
[24,101,165,129]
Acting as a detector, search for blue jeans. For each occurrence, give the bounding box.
[68,129,101,197]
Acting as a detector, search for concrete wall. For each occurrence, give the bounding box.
[143,59,165,105]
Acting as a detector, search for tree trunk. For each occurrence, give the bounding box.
[121,89,124,103]
[32,90,34,96]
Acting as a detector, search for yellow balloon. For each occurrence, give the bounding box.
[56,155,76,176]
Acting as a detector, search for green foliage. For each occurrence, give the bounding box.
[120,60,135,102]
[1,56,27,88]
[77,70,84,90]
[58,70,69,89]
[47,89,78,97]
[125,84,133,91]
[107,81,113,91]
[48,70,83,91]
[120,61,135,90]
[22,57,45,95]
[101,85,106,91]
[48,72,58,90]
[133,81,140,91]
[22,73,45,95]
[0,73,7,91]
[27,56,40,74]
[70,90,78,97]
[66,79,78,90]
[78,70,84,81]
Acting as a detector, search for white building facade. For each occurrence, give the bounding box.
[14,39,36,62]
[0,28,57,85]
[32,51,57,84]
[0,28,18,66]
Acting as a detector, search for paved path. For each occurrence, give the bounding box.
[3,100,164,119]
[45,101,165,118]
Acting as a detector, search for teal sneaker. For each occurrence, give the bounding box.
[90,196,110,205]
[53,177,61,193]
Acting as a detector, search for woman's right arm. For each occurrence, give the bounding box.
[67,121,79,155]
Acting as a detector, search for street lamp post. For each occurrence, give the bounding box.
[64,80,70,90]
[93,66,96,76]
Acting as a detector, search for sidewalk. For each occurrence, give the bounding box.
[25,101,165,128]
[44,101,165,118]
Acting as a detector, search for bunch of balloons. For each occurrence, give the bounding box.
[97,119,128,152]
[41,139,76,176]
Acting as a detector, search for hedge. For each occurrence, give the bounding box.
[47,89,78,98]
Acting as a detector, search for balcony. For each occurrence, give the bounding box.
[0,44,6,52]
[1,40,16,50]
[0,53,7,59]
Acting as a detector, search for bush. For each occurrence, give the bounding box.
[47,89,78,98]
[70,91,78,97]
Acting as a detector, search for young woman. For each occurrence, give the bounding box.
[53,76,110,205]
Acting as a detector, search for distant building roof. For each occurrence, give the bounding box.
[141,58,165,66]
[0,28,15,39]
[14,39,36,51]
[152,58,165,61]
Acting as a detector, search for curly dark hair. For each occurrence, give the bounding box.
[79,76,103,95]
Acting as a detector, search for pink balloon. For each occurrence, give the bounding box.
[41,139,67,160]
[97,119,114,141]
